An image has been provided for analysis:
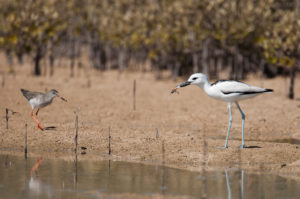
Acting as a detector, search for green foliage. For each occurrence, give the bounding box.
[0,0,299,70]
[259,10,300,68]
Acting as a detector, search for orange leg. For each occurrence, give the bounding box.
[30,111,44,131]
[30,157,43,176]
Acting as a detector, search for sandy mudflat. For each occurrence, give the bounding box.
[1,58,300,179]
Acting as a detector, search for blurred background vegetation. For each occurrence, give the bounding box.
[0,0,300,98]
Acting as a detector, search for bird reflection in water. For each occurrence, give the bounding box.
[30,157,43,177]
[28,157,53,198]
[225,169,245,199]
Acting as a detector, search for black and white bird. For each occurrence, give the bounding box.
[171,73,273,149]
[21,89,67,131]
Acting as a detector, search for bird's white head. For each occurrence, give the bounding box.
[187,73,209,86]
[179,73,208,87]
[171,73,209,93]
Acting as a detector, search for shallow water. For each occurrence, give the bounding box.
[0,154,300,199]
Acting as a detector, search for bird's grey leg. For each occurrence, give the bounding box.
[241,170,245,199]
[35,108,40,116]
[218,102,232,149]
[225,170,232,199]
[235,102,245,149]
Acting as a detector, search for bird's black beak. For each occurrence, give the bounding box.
[56,94,67,102]
[60,97,67,102]
[171,81,191,94]
[178,81,191,88]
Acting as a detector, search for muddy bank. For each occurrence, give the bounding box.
[1,60,300,178]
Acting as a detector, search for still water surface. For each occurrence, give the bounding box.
[0,154,299,199]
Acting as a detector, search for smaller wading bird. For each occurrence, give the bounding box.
[171,73,273,149]
[21,89,67,131]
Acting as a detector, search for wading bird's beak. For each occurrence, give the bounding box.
[57,94,67,102]
[171,81,191,94]
[178,81,191,87]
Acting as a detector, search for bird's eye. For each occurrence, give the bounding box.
[192,77,198,80]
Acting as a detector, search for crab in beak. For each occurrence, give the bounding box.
[171,81,191,94]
